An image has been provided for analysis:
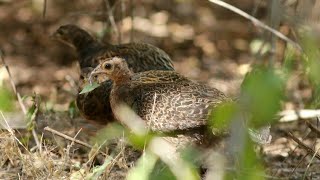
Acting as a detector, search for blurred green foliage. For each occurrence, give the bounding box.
[149,160,176,180]
[209,101,237,134]
[225,136,265,180]
[68,100,79,119]
[79,82,100,94]
[300,32,320,108]
[128,132,155,150]
[26,94,40,131]
[240,66,284,127]
[92,122,126,145]
[127,151,160,180]
[0,86,15,112]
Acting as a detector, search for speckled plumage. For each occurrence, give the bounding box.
[52,24,174,124]
[116,75,227,132]
[91,57,230,146]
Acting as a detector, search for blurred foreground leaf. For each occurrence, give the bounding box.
[300,32,320,108]
[226,135,265,180]
[79,82,100,94]
[240,66,284,127]
[128,132,155,150]
[91,122,126,146]
[0,87,15,112]
[209,101,237,134]
[127,151,159,180]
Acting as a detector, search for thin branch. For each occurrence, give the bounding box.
[303,147,320,179]
[289,153,308,179]
[0,111,30,153]
[44,127,89,148]
[285,131,320,160]
[119,0,125,43]
[0,51,25,113]
[104,0,120,43]
[0,50,40,149]
[44,126,107,156]
[129,0,134,42]
[207,0,302,51]
[305,120,320,136]
[279,109,320,122]
[42,0,47,19]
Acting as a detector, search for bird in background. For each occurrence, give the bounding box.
[52,24,174,124]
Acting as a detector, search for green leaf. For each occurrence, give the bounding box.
[300,32,320,108]
[226,134,266,180]
[26,94,40,131]
[209,101,237,134]
[85,157,113,179]
[0,87,15,112]
[91,122,126,146]
[240,66,284,127]
[127,151,159,180]
[149,160,176,180]
[79,82,100,94]
[68,100,78,119]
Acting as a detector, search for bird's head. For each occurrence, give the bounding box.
[90,57,133,83]
[51,24,95,49]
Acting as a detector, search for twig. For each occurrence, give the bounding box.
[285,131,320,160]
[44,126,91,147]
[0,51,25,113]
[119,0,125,43]
[207,0,302,51]
[279,109,320,122]
[303,147,320,179]
[0,111,30,152]
[105,139,126,174]
[0,50,41,149]
[104,0,120,43]
[142,92,157,170]
[42,0,47,19]
[44,126,107,156]
[289,153,308,179]
[305,120,320,136]
[129,0,134,42]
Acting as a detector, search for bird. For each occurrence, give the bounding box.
[90,57,230,147]
[52,24,174,124]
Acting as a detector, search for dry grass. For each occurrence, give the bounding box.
[0,125,140,179]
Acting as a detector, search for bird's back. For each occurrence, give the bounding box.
[111,70,229,132]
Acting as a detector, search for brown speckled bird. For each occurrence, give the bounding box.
[52,24,174,124]
[91,57,230,146]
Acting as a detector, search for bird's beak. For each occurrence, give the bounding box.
[50,31,60,40]
[89,64,110,84]
[49,31,76,49]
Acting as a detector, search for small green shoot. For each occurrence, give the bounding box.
[79,82,100,94]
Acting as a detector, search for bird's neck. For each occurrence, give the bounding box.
[71,30,95,49]
[112,71,133,86]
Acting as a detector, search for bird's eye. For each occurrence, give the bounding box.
[104,63,112,70]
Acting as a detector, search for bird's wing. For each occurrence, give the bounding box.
[127,81,228,132]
